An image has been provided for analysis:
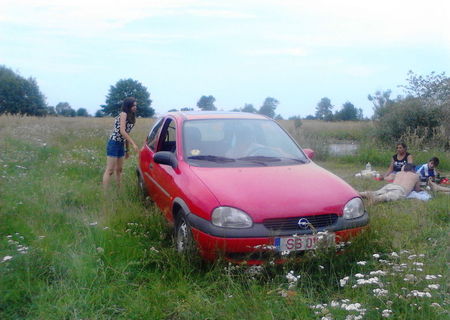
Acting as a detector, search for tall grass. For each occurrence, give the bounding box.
[0,116,449,319]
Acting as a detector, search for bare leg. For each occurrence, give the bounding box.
[115,157,124,188]
[103,156,117,188]
[428,180,450,193]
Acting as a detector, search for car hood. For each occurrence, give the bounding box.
[189,162,359,222]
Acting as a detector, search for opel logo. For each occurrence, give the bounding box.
[298,218,310,229]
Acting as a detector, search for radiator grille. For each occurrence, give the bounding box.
[263,214,338,230]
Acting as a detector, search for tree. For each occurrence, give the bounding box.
[400,70,450,106]
[258,97,279,118]
[315,97,333,121]
[76,108,89,117]
[197,95,216,111]
[95,110,105,118]
[288,115,303,129]
[46,106,57,116]
[334,102,359,121]
[56,102,76,117]
[168,108,178,112]
[0,65,47,116]
[305,115,316,120]
[242,103,257,113]
[368,90,393,120]
[375,97,442,142]
[274,114,284,120]
[102,78,154,117]
[180,107,194,111]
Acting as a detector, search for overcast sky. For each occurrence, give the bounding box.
[1,0,449,118]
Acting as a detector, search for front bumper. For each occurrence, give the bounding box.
[187,211,369,262]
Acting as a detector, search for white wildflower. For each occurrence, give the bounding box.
[390,252,399,258]
[373,253,380,259]
[330,300,340,307]
[369,270,386,276]
[1,256,13,263]
[403,274,416,282]
[89,222,98,226]
[407,254,417,260]
[381,309,392,318]
[340,276,349,287]
[373,288,389,297]
[407,290,432,298]
[356,261,367,265]
[355,273,364,278]
[412,262,423,267]
[427,284,440,290]
[430,303,441,308]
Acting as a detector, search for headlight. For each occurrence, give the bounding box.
[343,198,365,219]
[211,207,253,228]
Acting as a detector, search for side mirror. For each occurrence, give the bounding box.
[303,148,315,159]
[154,151,178,169]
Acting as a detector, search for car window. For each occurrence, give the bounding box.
[158,118,177,153]
[183,119,308,167]
[147,118,164,151]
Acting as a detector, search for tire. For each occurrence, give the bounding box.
[175,213,196,255]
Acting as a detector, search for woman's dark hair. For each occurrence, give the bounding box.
[122,97,136,124]
[396,142,407,150]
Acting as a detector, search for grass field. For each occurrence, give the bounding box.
[0,116,449,319]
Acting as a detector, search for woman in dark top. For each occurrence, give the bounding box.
[102,97,139,188]
[383,142,413,181]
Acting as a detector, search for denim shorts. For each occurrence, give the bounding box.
[106,139,125,158]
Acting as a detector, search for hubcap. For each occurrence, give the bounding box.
[177,221,188,252]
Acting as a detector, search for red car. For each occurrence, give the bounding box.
[137,112,368,264]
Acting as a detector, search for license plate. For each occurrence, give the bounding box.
[275,233,335,252]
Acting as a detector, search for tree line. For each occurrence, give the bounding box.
[1,64,449,147]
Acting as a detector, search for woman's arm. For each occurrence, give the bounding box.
[119,112,138,152]
[407,154,413,164]
[384,160,394,177]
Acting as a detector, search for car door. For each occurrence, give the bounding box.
[140,117,164,201]
[148,117,180,219]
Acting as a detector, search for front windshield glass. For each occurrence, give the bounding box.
[183,118,308,167]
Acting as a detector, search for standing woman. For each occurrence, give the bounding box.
[102,97,139,188]
[383,142,413,181]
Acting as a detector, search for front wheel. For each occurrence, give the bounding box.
[175,214,196,255]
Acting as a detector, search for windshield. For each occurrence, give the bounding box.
[183,118,308,167]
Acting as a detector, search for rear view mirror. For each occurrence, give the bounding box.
[303,148,315,159]
[154,151,178,169]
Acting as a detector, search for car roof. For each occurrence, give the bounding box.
[166,111,270,121]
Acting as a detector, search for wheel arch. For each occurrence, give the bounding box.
[172,197,191,223]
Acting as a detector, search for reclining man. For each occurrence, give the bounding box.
[360,163,421,204]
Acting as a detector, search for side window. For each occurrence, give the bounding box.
[147,118,164,151]
[159,118,177,153]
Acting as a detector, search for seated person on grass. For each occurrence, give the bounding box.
[416,156,450,193]
[416,157,439,186]
[383,142,413,181]
[360,163,420,204]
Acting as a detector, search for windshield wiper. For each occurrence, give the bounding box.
[187,155,236,162]
[238,156,308,165]
[237,156,281,162]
